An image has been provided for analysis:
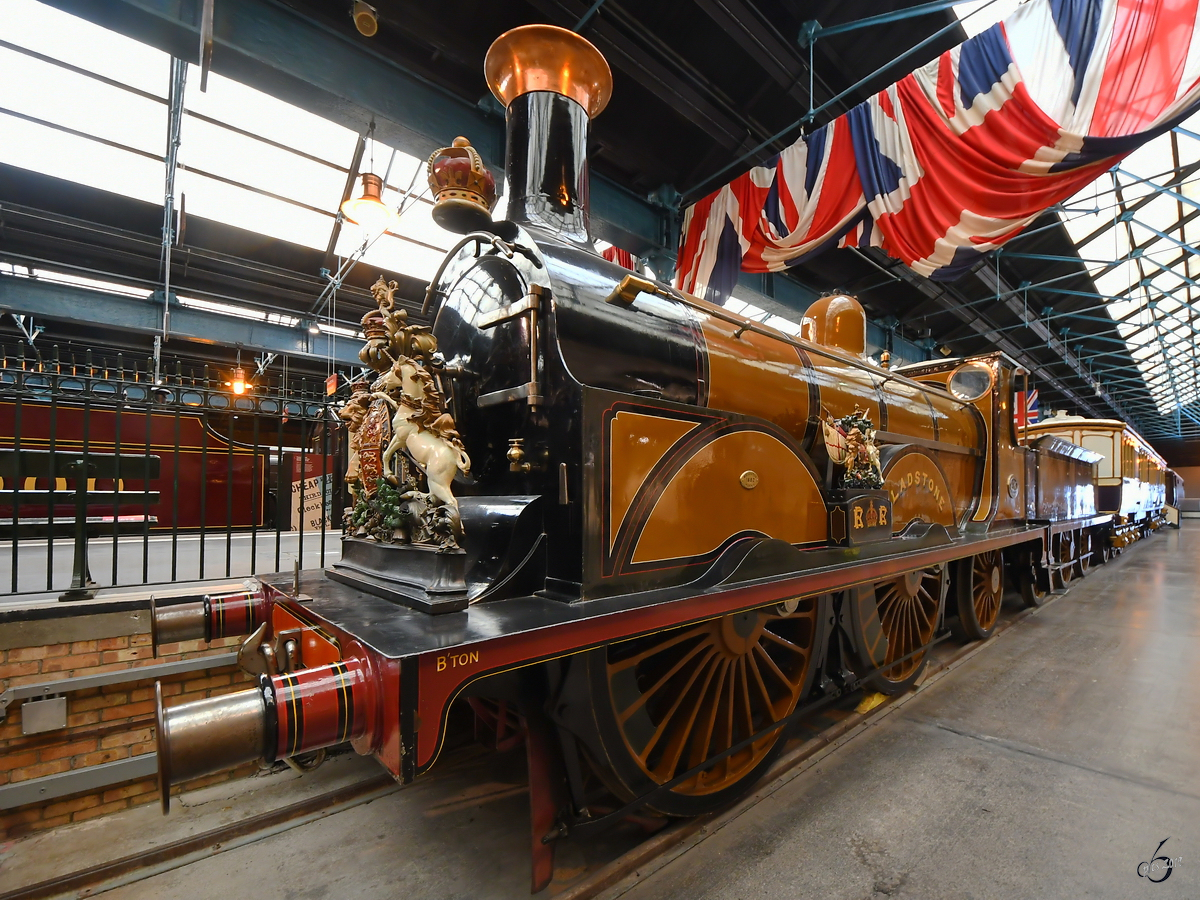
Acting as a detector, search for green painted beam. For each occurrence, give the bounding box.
[0,275,360,365]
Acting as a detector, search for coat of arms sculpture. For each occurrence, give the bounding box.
[340,277,470,550]
[822,405,883,489]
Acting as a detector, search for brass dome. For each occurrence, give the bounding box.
[484,24,612,119]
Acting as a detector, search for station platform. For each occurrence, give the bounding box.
[0,524,1193,899]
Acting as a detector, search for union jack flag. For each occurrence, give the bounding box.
[601,245,638,270]
[676,0,1200,302]
[1015,388,1040,428]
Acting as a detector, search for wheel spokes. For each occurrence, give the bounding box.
[609,601,818,796]
[618,637,712,725]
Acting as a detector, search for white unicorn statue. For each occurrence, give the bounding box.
[372,355,471,536]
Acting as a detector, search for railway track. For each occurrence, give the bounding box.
[0,587,1068,900]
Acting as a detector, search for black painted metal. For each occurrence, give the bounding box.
[504,92,592,245]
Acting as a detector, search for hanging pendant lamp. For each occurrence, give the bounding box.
[341,172,398,237]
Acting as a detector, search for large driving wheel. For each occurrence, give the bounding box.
[953,550,1004,641]
[578,597,821,816]
[850,566,947,694]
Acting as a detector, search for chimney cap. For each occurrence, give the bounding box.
[485,24,612,119]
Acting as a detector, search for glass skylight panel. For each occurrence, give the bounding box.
[183,68,357,164]
[764,315,802,335]
[1149,272,1184,295]
[0,0,169,98]
[357,233,446,282]
[177,295,300,328]
[1131,344,1158,361]
[175,167,336,251]
[1093,261,1139,298]
[4,267,153,299]
[953,0,1021,38]
[0,47,165,157]
[0,1,454,296]
[178,114,346,214]
[0,114,164,204]
[1051,109,1200,415]
[383,197,451,253]
[1131,192,1183,237]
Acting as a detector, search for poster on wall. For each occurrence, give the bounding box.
[291,455,335,531]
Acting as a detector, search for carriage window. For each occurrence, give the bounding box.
[948,362,993,401]
[1081,434,1113,478]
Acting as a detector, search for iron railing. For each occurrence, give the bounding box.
[0,342,349,598]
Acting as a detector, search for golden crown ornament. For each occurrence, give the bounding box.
[427,136,497,233]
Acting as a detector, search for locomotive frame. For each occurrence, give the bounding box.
[146,23,1177,893]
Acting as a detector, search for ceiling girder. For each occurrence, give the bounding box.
[692,0,810,106]
[526,0,753,151]
[0,275,360,365]
[973,264,1137,423]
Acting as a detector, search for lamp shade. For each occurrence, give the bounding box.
[341,173,397,236]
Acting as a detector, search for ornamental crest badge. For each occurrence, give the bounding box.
[822,405,883,489]
[339,276,470,550]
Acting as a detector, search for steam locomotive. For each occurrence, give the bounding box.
[148,24,1174,891]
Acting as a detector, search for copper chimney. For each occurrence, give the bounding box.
[484,25,612,244]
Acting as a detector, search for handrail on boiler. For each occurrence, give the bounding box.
[603,274,981,414]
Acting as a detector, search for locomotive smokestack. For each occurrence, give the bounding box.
[485,25,612,244]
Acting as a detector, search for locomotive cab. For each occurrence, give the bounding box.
[895,352,1032,527]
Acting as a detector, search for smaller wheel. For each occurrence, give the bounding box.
[1051,532,1074,590]
[1073,530,1093,579]
[952,550,1004,641]
[1015,549,1048,608]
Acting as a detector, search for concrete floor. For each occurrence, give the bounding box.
[609,525,1200,900]
[3,526,1195,899]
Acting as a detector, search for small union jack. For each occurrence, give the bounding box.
[1015,389,1040,428]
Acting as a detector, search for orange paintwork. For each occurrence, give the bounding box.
[800,295,867,355]
[701,316,813,438]
[884,452,956,532]
[609,411,698,550]
[632,430,825,564]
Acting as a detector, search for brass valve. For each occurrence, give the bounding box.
[507,437,547,473]
[508,438,531,473]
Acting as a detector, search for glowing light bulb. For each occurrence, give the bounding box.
[341,173,398,237]
[231,366,247,395]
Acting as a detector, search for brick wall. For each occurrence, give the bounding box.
[0,630,256,839]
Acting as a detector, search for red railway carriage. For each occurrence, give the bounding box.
[146,25,1150,893]
[0,399,266,528]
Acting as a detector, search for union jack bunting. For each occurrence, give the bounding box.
[676,0,1200,302]
[601,245,638,271]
